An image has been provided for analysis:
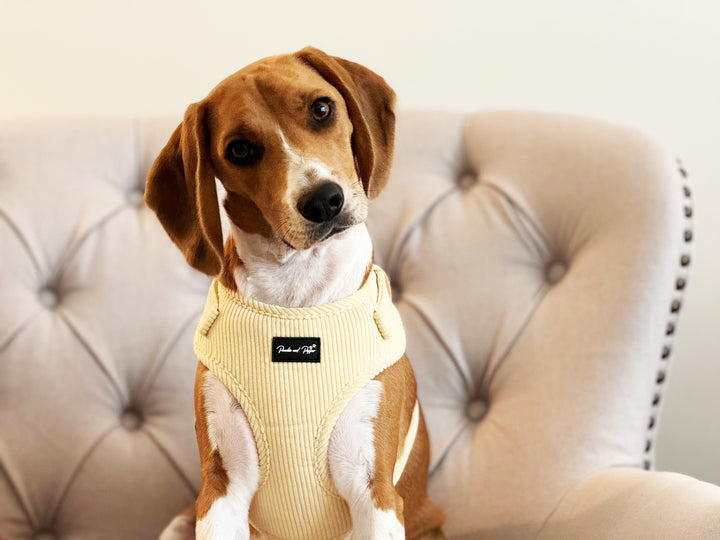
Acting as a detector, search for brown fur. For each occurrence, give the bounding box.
[147,47,443,538]
[371,355,446,537]
[218,236,240,292]
[146,47,395,277]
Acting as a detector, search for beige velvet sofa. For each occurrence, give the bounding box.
[1,111,719,539]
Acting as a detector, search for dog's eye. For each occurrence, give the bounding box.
[310,98,335,126]
[226,140,261,166]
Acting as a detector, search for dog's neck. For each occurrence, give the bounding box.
[229,223,373,308]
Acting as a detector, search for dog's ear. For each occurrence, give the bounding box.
[297,47,396,200]
[145,102,224,276]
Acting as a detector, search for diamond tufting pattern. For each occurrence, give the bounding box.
[2,112,719,539]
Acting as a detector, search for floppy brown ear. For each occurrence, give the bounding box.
[145,102,224,276]
[297,47,396,200]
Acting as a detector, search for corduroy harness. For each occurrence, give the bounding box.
[194,265,415,539]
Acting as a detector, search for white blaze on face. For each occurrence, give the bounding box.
[279,129,334,209]
[277,128,366,225]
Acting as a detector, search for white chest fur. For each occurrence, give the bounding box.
[231,223,373,307]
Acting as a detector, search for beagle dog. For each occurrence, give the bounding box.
[146,47,445,540]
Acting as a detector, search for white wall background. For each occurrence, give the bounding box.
[2,0,718,484]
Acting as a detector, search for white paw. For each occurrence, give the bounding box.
[350,508,405,540]
[158,514,195,540]
[196,497,250,540]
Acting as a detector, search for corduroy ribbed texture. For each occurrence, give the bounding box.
[194,265,406,540]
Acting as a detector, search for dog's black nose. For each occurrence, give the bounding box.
[297,182,344,223]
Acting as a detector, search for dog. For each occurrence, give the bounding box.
[146,47,445,540]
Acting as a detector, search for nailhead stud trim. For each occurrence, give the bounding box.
[643,159,693,470]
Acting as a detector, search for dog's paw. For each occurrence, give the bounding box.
[158,513,195,540]
[350,508,405,540]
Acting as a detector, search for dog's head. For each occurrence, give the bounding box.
[145,47,395,276]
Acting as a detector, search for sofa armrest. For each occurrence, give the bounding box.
[538,468,720,539]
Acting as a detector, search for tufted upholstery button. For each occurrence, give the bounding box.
[456,171,478,190]
[127,189,145,206]
[33,531,55,540]
[545,261,567,284]
[466,399,487,422]
[121,409,143,431]
[38,287,59,309]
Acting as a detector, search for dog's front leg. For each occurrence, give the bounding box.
[329,378,405,540]
[195,364,260,540]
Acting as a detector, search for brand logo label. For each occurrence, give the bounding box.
[272,337,321,363]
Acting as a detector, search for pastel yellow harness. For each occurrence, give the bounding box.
[194,265,416,539]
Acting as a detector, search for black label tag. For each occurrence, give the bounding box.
[272,337,321,363]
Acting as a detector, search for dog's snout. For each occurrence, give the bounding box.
[297,182,344,223]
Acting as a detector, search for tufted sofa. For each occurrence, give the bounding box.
[2,111,720,540]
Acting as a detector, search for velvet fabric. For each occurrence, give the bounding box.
[1,111,718,539]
